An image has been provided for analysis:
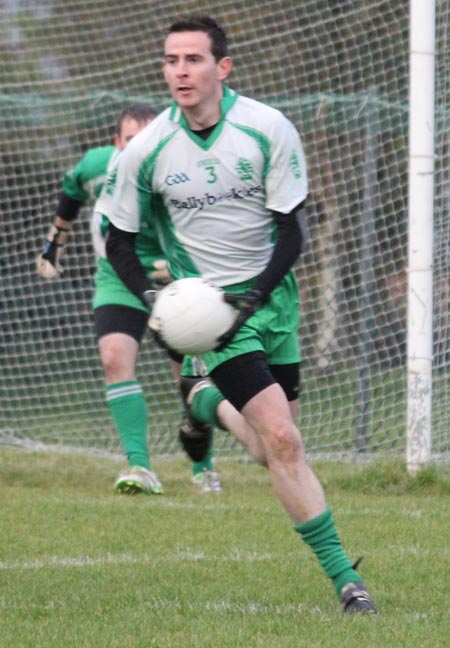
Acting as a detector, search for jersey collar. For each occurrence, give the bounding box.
[168,85,239,125]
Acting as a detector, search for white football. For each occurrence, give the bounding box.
[150,277,236,354]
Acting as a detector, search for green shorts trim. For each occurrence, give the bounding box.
[182,272,301,376]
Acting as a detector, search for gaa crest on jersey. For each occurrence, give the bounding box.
[236,158,253,181]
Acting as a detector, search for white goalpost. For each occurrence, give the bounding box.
[407,0,436,474]
[0,0,449,468]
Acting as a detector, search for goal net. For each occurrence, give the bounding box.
[1,0,449,463]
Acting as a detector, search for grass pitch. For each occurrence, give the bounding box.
[0,449,449,647]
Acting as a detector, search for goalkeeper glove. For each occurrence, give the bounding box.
[215,289,265,351]
[36,224,70,280]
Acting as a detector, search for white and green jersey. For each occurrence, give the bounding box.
[93,148,120,217]
[108,86,308,287]
[91,148,120,258]
[93,147,166,269]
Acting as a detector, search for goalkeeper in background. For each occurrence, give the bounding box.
[36,104,221,495]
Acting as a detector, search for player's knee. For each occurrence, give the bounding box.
[100,343,133,382]
[266,422,303,465]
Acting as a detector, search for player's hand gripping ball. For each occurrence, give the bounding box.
[149,277,237,355]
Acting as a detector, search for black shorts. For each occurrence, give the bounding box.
[210,351,301,411]
[94,304,183,363]
[94,304,149,343]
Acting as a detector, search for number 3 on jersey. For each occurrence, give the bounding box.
[205,165,218,184]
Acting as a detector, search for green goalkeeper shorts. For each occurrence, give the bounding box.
[182,271,301,376]
[93,257,149,312]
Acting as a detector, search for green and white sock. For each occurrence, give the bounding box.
[188,383,223,476]
[106,381,151,470]
[190,383,224,430]
[295,507,363,596]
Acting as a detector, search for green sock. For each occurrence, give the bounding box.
[192,431,215,475]
[190,384,224,429]
[294,507,363,596]
[106,381,151,470]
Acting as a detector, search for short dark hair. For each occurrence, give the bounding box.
[116,104,157,136]
[167,16,228,62]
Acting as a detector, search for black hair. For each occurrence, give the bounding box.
[167,16,228,62]
[116,104,157,135]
